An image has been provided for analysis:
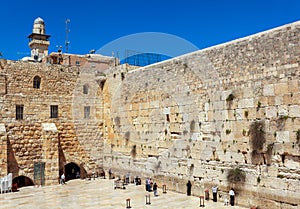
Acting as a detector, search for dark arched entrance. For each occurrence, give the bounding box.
[13,176,34,188]
[65,162,80,181]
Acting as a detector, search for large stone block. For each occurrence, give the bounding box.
[289,105,300,118]
[263,84,275,96]
[238,98,254,108]
[274,82,288,95]
[276,131,290,143]
[266,106,277,119]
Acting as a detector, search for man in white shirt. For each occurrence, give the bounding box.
[229,188,235,206]
[212,185,218,202]
[60,173,65,185]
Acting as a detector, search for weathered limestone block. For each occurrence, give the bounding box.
[263,84,275,96]
[274,82,289,95]
[266,106,277,119]
[276,131,290,143]
[242,87,255,98]
[278,105,288,116]
[285,156,300,169]
[275,96,283,105]
[235,108,243,120]
[262,177,288,190]
[213,101,225,110]
[238,98,254,108]
[289,105,300,118]
[267,165,279,177]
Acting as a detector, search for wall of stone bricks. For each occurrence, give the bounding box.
[0,60,105,184]
[102,21,300,208]
[0,20,299,208]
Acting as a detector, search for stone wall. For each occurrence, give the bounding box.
[0,60,106,184]
[102,21,300,208]
[0,20,299,208]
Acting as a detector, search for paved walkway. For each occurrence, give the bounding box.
[0,179,248,209]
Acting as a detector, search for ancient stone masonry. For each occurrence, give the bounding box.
[102,21,300,209]
[0,60,107,185]
[0,20,300,209]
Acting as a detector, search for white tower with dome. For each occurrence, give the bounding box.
[27,17,50,61]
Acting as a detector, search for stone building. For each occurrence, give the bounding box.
[0,17,300,209]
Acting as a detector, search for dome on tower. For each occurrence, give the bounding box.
[34,17,44,24]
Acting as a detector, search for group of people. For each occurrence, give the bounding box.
[186,181,236,206]
[145,178,158,196]
[107,172,237,205]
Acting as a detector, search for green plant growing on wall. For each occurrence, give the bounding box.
[244,110,249,118]
[227,167,246,183]
[226,129,231,135]
[242,129,247,136]
[256,101,261,111]
[226,93,235,102]
[257,176,261,184]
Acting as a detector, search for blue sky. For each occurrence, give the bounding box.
[0,0,299,60]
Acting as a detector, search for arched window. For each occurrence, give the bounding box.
[83,84,89,94]
[33,76,41,89]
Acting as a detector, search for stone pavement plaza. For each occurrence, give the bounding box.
[0,179,248,209]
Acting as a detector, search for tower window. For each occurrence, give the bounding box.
[83,84,89,94]
[76,61,80,66]
[50,105,58,118]
[33,76,41,89]
[16,105,24,120]
[84,106,90,119]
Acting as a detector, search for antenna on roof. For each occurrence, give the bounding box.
[65,19,70,53]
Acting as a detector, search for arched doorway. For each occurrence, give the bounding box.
[64,162,80,181]
[13,176,34,188]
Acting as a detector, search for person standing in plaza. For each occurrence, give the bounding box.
[212,185,218,202]
[145,178,150,191]
[108,168,112,179]
[186,180,192,196]
[153,182,158,196]
[60,173,65,185]
[229,188,235,206]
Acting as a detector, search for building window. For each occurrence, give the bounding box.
[83,84,89,94]
[16,105,24,120]
[76,61,80,66]
[33,76,41,89]
[50,105,58,118]
[84,106,90,119]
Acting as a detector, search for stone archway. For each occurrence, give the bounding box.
[64,162,81,181]
[13,175,34,188]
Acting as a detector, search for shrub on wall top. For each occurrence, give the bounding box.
[227,167,246,183]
